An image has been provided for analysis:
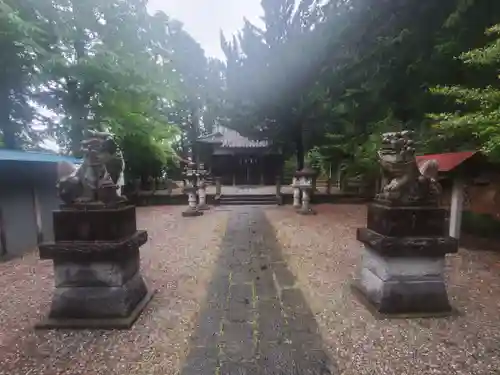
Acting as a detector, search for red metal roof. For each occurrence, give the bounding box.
[416,151,477,172]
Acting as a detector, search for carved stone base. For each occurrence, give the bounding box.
[36,289,155,329]
[276,195,283,206]
[197,204,211,211]
[353,246,454,317]
[367,203,447,237]
[37,207,152,329]
[297,206,316,215]
[53,205,137,242]
[182,207,203,217]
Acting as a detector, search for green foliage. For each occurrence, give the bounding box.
[0,0,53,149]
[462,211,500,239]
[282,156,298,183]
[430,23,500,161]
[306,147,327,176]
[220,0,500,175]
[92,90,180,180]
[0,0,225,182]
[3,0,500,184]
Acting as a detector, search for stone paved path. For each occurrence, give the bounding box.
[181,206,336,375]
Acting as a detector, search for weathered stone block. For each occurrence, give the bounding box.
[357,228,458,257]
[367,203,447,237]
[297,207,316,215]
[39,230,147,262]
[37,205,153,329]
[182,208,203,217]
[355,245,453,316]
[357,268,451,314]
[49,271,148,319]
[53,252,140,287]
[53,205,137,242]
[361,246,444,281]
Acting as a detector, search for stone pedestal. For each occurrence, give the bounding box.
[182,186,203,217]
[275,175,283,205]
[196,164,210,210]
[197,183,210,210]
[292,177,301,208]
[297,187,316,215]
[36,205,154,329]
[326,178,332,195]
[215,177,222,197]
[214,177,222,205]
[353,203,458,317]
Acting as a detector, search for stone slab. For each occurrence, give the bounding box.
[219,321,255,362]
[182,209,204,217]
[367,203,447,237]
[296,207,316,215]
[181,346,219,375]
[220,362,259,375]
[53,206,137,242]
[258,299,286,342]
[53,252,140,287]
[354,264,454,316]
[351,283,457,319]
[361,246,445,281]
[35,288,155,330]
[39,230,147,261]
[48,271,148,319]
[357,228,458,257]
[181,207,337,374]
[227,284,253,323]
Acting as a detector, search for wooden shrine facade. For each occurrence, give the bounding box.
[196,127,283,185]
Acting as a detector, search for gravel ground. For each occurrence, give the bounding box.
[0,206,228,375]
[265,204,500,375]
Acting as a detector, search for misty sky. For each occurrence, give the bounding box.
[147,0,263,59]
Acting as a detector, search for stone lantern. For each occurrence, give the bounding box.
[294,165,317,215]
[182,162,203,217]
[196,163,210,210]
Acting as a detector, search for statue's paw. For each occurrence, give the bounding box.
[75,197,92,203]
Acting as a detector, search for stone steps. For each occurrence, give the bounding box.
[218,194,278,206]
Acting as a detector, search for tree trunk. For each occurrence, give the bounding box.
[68,2,89,156]
[189,106,200,161]
[0,123,17,149]
[295,126,304,171]
[67,79,87,157]
[0,90,17,149]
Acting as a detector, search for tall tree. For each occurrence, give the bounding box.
[221,0,325,169]
[430,24,500,160]
[0,0,53,149]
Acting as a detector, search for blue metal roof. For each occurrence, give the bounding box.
[0,149,81,164]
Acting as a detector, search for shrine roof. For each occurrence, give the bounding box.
[197,126,270,149]
[416,151,477,172]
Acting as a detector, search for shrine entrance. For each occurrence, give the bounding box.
[196,126,284,186]
[236,155,261,185]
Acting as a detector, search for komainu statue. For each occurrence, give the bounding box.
[57,130,126,207]
[377,130,441,205]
